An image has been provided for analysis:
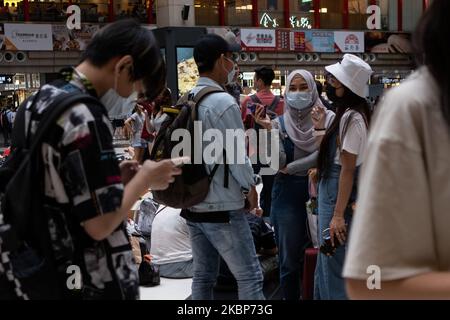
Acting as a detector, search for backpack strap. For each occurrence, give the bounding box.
[278,115,287,135]
[190,87,225,120]
[190,86,229,188]
[208,149,229,188]
[268,96,280,113]
[337,110,369,153]
[250,94,262,105]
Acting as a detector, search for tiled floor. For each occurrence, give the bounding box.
[140,277,193,300]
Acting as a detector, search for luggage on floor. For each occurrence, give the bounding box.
[302,247,318,300]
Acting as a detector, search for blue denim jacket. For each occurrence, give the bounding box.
[189,77,257,213]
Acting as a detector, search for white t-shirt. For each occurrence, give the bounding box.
[334,110,368,166]
[130,112,145,145]
[150,208,192,265]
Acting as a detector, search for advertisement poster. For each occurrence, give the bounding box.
[334,31,364,53]
[52,24,100,51]
[290,30,334,52]
[276,29,290,51]
[240,28,276,51]
[365,32,412,53]
[308,31,335,52]
[176,47,198,96]
[290,31,306,51]
[3,23,53,51]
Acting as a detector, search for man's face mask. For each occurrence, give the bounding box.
[223,56,236,86]
[101,62,138,118]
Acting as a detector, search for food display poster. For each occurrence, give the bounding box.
[365,32,412,54]
[52,24,100,51]
[176,47,199,96]
[3,23,53,51]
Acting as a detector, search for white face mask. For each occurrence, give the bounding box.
[101,89,138,119]
[101,67,138,118]
[286,91,313,110]
[223,57,236,86]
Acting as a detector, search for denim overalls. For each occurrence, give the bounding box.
[314,129,359,300]
[270,116,311,300]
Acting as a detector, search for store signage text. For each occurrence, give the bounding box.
[260,13,279,28]
[66,5,81,30]
[290,16,312,29]
[261,6,382,30]
[366,5,381,30]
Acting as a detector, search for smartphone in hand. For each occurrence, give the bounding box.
[248,103,266,118]
[171,156,191,167]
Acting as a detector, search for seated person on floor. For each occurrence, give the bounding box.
[150,207,193,279]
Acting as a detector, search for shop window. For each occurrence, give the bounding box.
[258,0,284,28]
[290,0,315,29]
[225,0,252,26]
[114,0,149,23]
[1,0,22,21]
[349,0,369,30]
[320,0,343,29]
[195,0,219,26]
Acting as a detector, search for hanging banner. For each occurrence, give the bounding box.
[3,23,53,51]
[334,31,364,53]
[241,28,276,52]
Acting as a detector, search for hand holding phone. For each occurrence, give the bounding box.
[171,156,191,167]
[247,102,258,115]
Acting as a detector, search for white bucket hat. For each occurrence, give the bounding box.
[325,54,373,98]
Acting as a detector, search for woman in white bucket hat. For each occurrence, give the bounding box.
[312,54,372,300]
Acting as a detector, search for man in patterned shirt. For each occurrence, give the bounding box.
[5,19,181,300]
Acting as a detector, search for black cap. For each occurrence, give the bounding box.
[194,34,239,70]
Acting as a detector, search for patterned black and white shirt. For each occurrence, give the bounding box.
[22,69,139,300]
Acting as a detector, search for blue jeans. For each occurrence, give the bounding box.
[314,165,352,300]
[187,210,265,300]
[270,173,310,300]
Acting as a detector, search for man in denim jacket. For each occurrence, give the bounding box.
[180,34,265,300]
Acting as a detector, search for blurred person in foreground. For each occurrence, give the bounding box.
[344,0,450,299]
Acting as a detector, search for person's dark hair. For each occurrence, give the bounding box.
[153,88,172,114]
[413,0,450,128]
[254,66,275,87]
[81,19,166,101]
[194,34,231,74]
[317,87,371,177]
[316,81,323,95]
